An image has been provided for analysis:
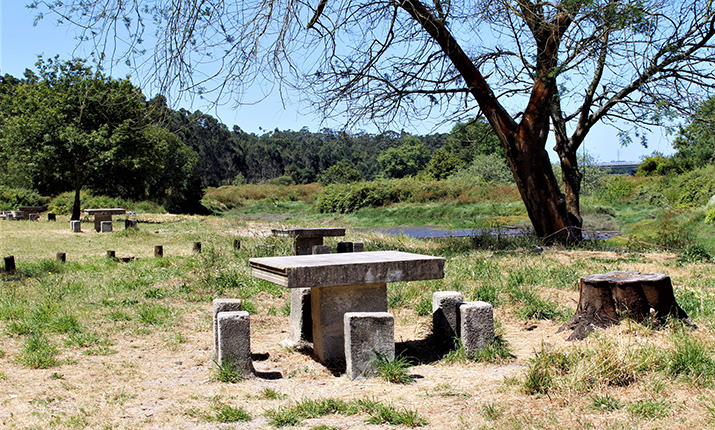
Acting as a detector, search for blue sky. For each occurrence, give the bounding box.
[1,1,675,163]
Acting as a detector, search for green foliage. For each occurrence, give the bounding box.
[445,119,503,163]
[317,160,363,185]
[18,333,60,368]
[589,394,623,412]
[665,332,715,385]
[0,186,47,211]
[267,175,295,186]
[423,148,465,180]
[626,398,671,419]
[315,179,515,213]
[673,95,715,170]
[377,136,431,179]
[212,358,246,383]
[265,397,427,428]
[449,153,514,185]
[211,403,252,423]
[590,176,636,204]
[258,388,287,400]
[636,154,683,176]
[0,57,161,217]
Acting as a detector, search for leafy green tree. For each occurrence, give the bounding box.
[317,161,363,185]
[377,136,431,179]
[423,148,465,180]
[0,58,159,219]
[673,96,715,170]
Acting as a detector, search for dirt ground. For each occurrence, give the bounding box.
[1,300,576,429]
[1,221,713,430]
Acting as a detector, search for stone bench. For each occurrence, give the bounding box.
[250,250,445,363]
[216,311,254,376]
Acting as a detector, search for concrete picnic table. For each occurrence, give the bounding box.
[271,227,346,255]
[249,250,445,363]
[84,208,126,232]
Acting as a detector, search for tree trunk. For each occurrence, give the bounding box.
[558,271,695,341]
[555,142,584,232]
[507,138,579,244]
[72,162,82,221]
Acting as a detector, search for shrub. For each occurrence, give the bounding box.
[0,186,48,211]
[317,161,363,185]
[449,153,514,185]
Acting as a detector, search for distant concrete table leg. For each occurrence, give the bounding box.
[311,283,388,363]
[295,236,324,256]
[94,214,112,232]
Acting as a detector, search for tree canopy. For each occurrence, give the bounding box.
[0,59,203,217]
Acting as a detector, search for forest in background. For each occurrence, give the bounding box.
[1,58,714,226]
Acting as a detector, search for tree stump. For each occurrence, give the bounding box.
[558,271,695,341]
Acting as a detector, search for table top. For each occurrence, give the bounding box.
[271,227,346,238]
[84,208,126,215]
[250,250,445,288]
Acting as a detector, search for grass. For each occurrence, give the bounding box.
[18,333,60,368]
[2,202,715,429]
[373,352,413,384]
[212,358,246,383]
[211,403,252,423]
[264,397,427,428]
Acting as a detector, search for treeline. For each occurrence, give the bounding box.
[0,57,504,215]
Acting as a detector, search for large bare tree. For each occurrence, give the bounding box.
[33,0,715,242]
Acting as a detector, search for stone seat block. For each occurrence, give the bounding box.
[459,301,495,351]
[213,299,242,358]
[344,312,394,380]
[217,311,254,376]
[432,291,464,344]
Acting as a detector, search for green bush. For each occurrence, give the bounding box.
[636,155,683,176]
[315,179,491,213]
[0,186,48,211]
[449,153,514,185]
[266,175,295,186]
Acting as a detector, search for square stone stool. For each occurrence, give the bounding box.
[344,312,395,380]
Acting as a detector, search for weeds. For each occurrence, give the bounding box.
[18,333,59,368]
[212,358,246,383]
[258,388,287,400]
[264,397,427,428]
[211,403,252,423]
[665,331,715,385]
[481,403,504,421]
[373,352,413,384]
[589,394,623,412]
[626,398,671,419]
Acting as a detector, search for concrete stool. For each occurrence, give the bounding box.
[213,299,242,358]
[100,221,113,233]
[70,220,81,233]
[432,291,464,344]
[344,312,395,380]
[217,311,254,376]
[459,301,494,352]
[312,245,331,254]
